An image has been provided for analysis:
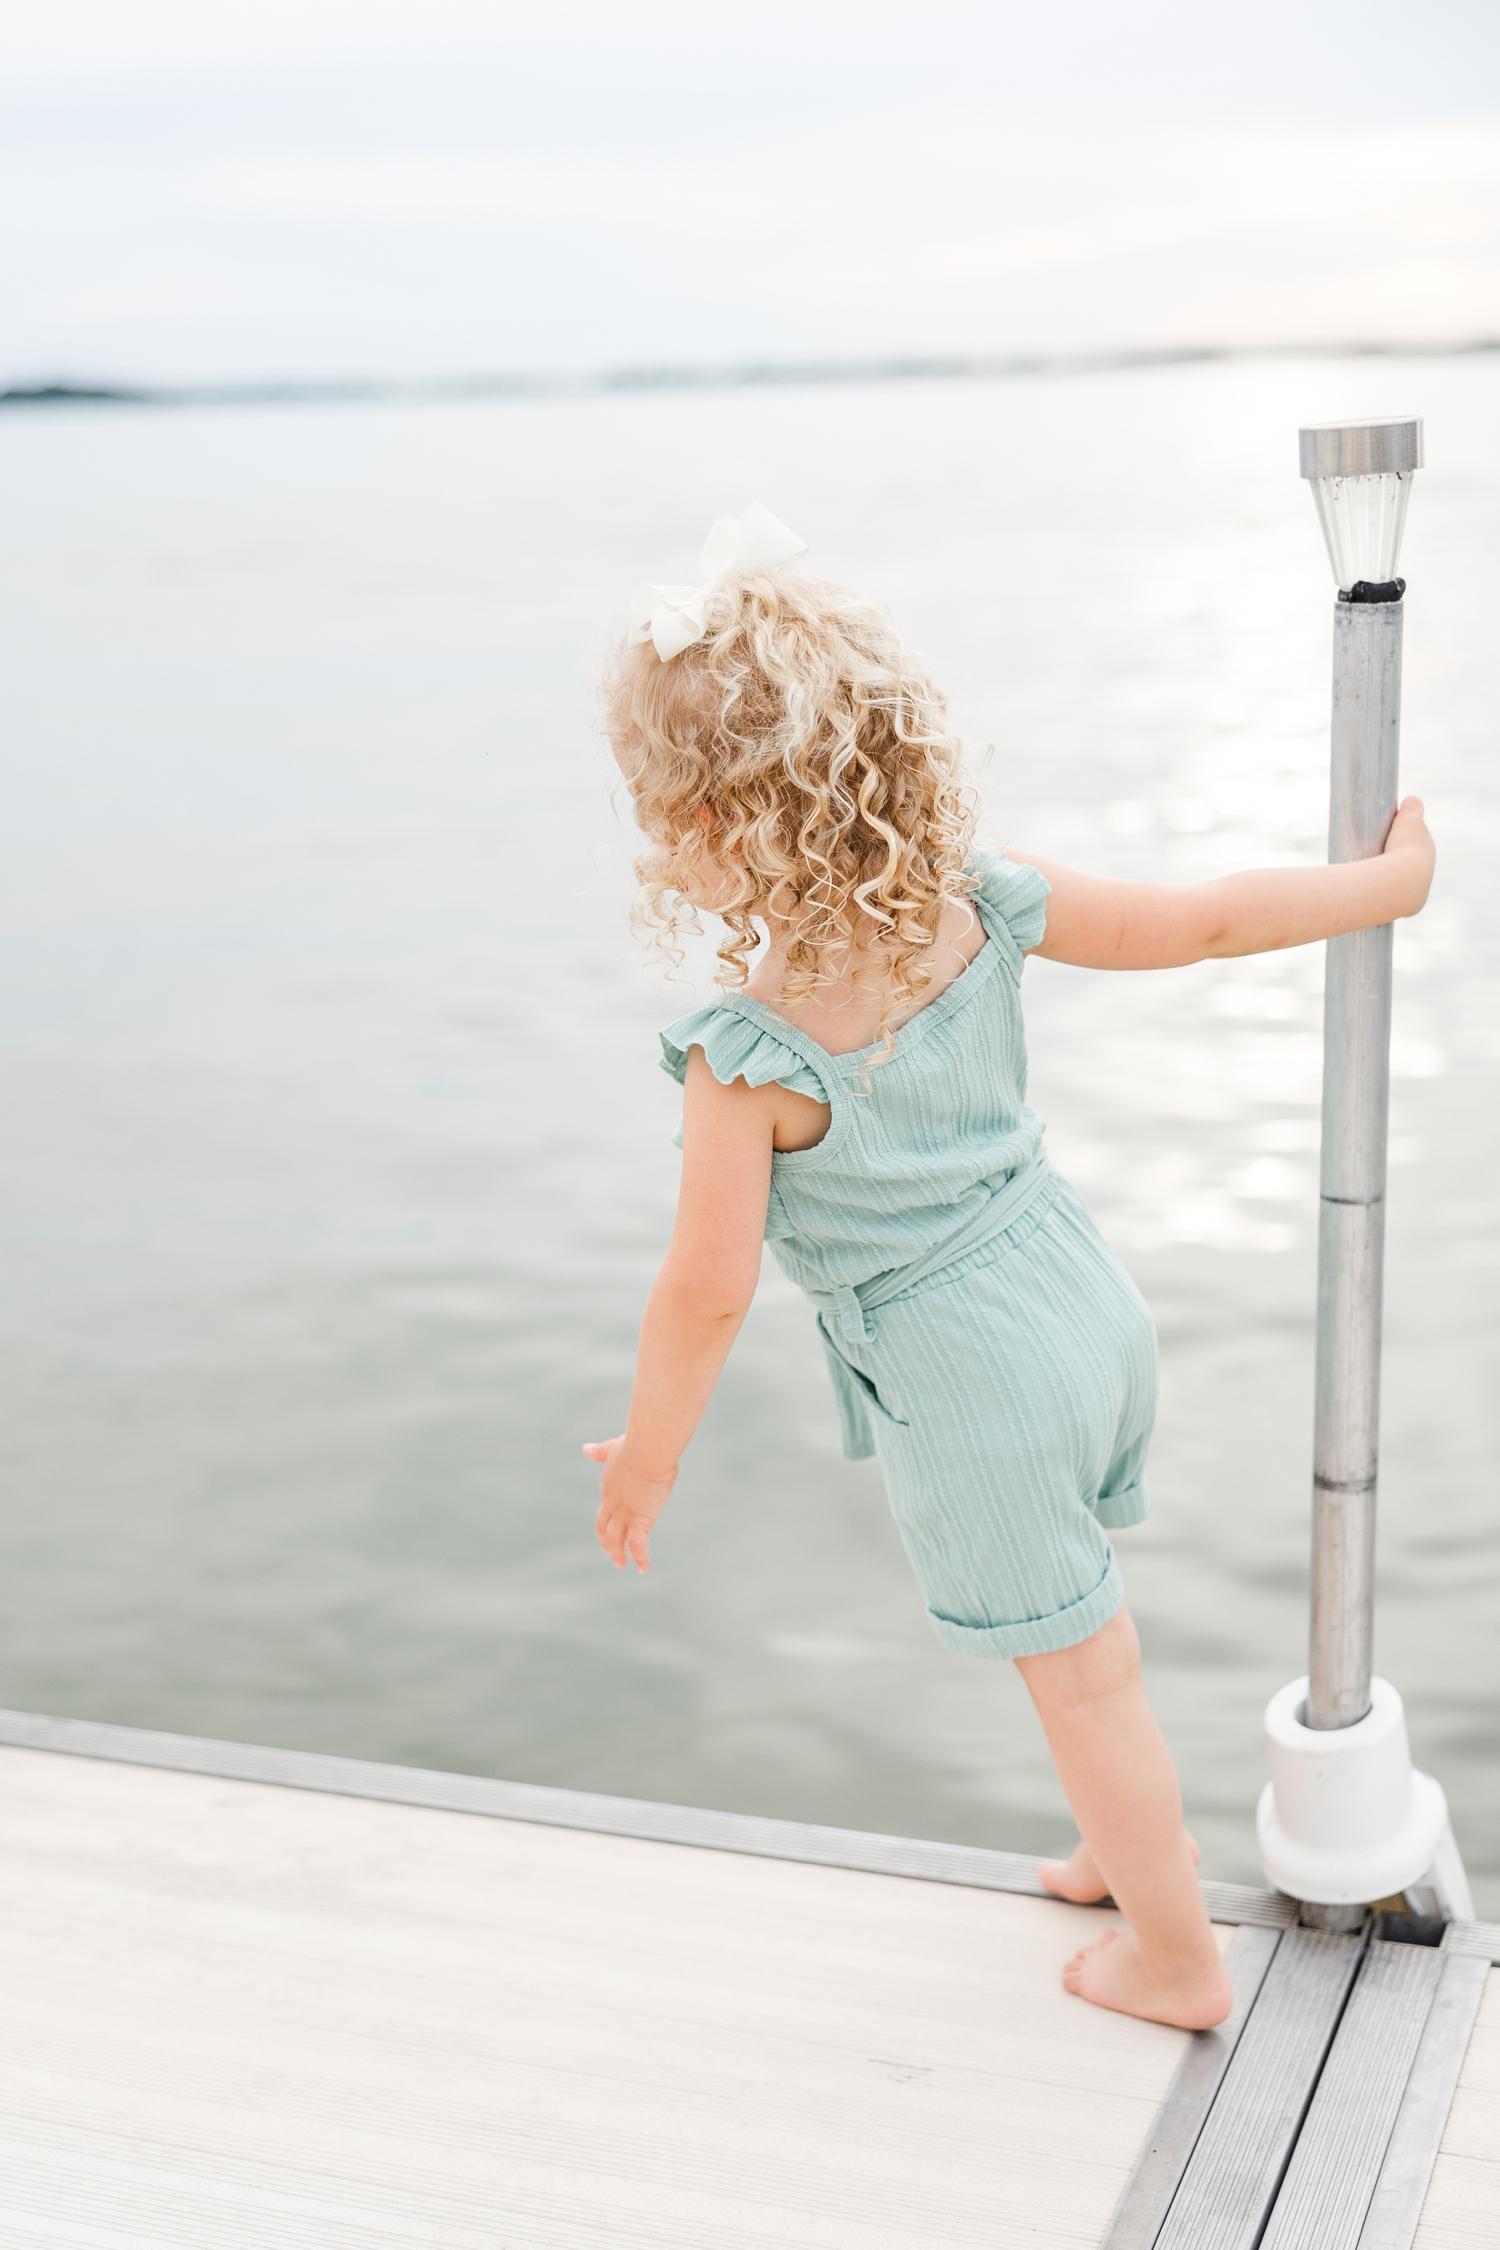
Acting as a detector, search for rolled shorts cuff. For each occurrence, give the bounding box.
[1095,1477,1148,1530]
[926,1555,1124,1661]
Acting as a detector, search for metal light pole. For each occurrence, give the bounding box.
[1257,417,1472,1925]
[1306,417,1412,1735]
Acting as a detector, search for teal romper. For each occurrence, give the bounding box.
[659,852,1157,1660]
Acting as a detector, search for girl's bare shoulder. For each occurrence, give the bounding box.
[744,899,988,1057]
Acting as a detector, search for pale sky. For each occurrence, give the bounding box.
[3,0,1498,385]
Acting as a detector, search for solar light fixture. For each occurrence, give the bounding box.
[1299,415,1422,597]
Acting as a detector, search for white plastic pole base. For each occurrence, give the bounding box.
[1405,1820,1475,1923]
[1258,1676,1473,1916]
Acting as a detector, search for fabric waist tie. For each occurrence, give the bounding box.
[808,1153,1056,1345]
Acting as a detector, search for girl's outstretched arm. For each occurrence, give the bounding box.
[584,1048,776,1572]
[1016,797,1435,971]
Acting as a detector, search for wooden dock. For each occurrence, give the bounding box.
[0,1711,1495,2248]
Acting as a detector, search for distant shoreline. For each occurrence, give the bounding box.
[4,340,1497,411]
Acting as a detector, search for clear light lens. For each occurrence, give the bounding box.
[1308,470,1412,591]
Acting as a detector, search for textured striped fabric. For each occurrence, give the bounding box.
[659,852,1157,1659]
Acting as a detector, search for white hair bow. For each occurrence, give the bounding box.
[630,501,808,661]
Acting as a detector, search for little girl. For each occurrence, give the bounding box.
[584,504,1434,2029]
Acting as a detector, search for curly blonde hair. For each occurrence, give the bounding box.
[604,570,979,1055]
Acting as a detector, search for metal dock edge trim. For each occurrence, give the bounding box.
[0,1705,1300,1922]
[1100,1924,1283,2250]
[1441,1916,1500,1960]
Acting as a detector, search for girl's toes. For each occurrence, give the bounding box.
[1062,1930,1117,1984]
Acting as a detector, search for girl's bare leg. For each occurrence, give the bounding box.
[1015,1605,1232,2029]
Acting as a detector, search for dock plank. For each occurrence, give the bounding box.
[1263,1940,1445,2250]
[1413,1969,1500,2250]
[0,1743,1217,2248]
[1151,1927,1365,2250]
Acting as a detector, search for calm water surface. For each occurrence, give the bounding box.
[2,357,1497,1903]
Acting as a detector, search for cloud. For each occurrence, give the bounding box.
[3,9,1497,381]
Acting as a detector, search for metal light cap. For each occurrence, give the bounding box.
[1299,417,1423,480]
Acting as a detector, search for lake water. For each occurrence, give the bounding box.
[3,354,1497,1907]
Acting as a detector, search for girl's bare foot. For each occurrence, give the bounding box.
[1062,1927,1233,2030]
[1039,1830,1200,1905]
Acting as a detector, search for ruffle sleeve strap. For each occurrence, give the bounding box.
[968,850,1051,964]
[658,1002,832,1104]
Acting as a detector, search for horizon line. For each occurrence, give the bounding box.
[4,338,1497,410]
